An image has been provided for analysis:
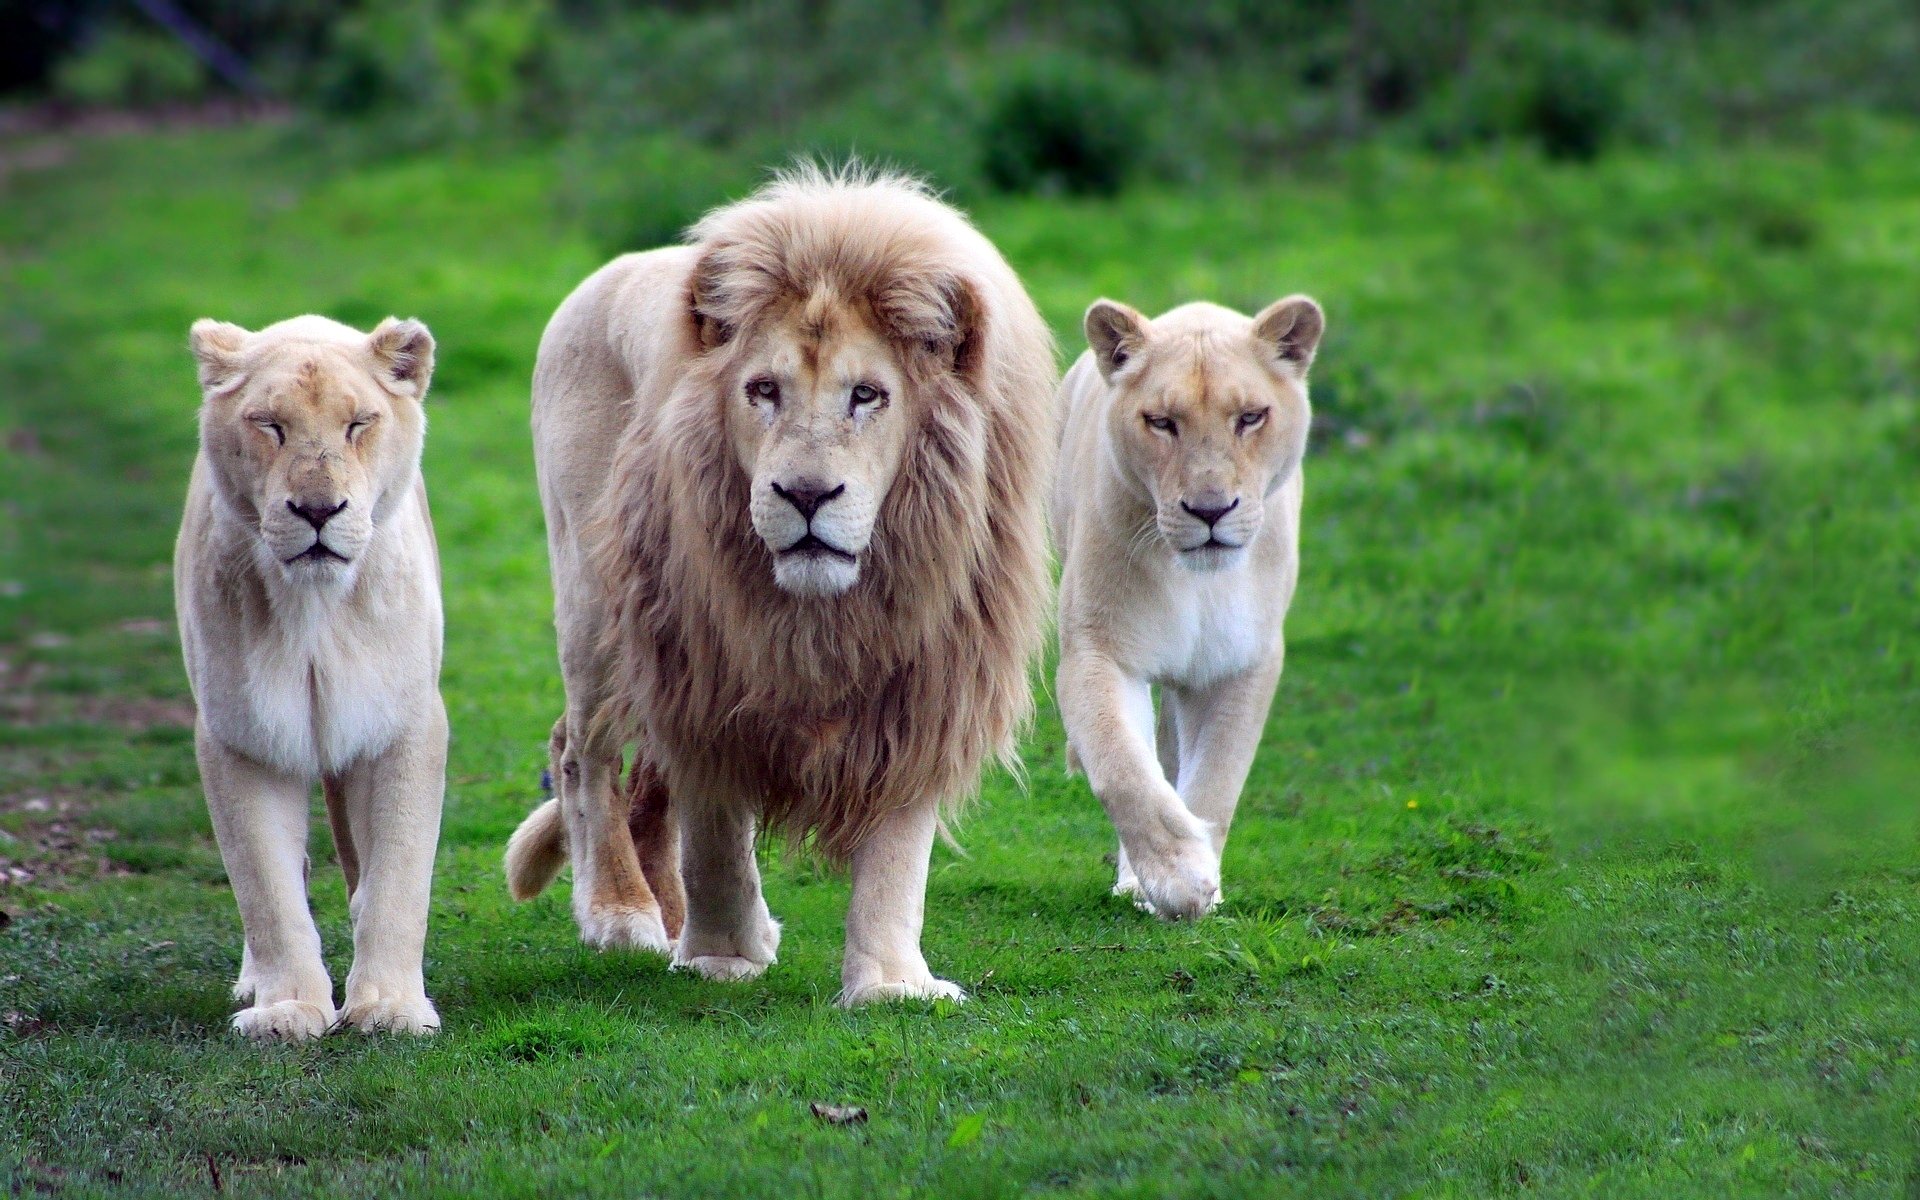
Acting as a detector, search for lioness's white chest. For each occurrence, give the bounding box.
[1129,569,1277,690]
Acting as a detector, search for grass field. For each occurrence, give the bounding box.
[2,117,1917,1196]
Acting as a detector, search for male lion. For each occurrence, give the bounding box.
[1054,297,1323,919]
[504,168,1054,1003]
[176,314,445,1041]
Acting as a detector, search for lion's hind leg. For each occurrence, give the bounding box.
[556,717,671,955]
[626,757,685,942]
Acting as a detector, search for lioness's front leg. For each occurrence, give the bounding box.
[1059,652,1219,919]
[197,731,335,1042]
[673,780,780,981]
[332,701,446,1035]
[1166,652,1285,864]
[840,798,963,1005]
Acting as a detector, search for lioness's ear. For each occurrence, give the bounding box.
[368,317,436,399]
[189,318,250,396]
[1084,300,1149,383]
[1251,295,1324,375]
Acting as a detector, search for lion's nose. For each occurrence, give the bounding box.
[287,498,348,531]
[1181,497,1239,527]
[771,480,845,521]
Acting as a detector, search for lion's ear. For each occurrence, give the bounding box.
[1251,295,1324,376]
[875,272,984,377]
[368,317,436,399]
[689,249,735,350]
[1084,300,1149,383]
[189,318,251,397]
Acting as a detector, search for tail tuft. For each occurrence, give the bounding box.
[505,798,568,901]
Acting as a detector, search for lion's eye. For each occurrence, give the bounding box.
[1144,414,1177,436]
[746,378,780,405]
[253,419,285,446]
[849,383,887,412]
[1236,409,1269,433]
[346,416,375,441]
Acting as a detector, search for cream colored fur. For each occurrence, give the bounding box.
[1054,297,1323,918]
[175,314,446,1041]
[504,167,1055,1003]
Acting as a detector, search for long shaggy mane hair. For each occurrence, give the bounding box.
[591,165,1056,858]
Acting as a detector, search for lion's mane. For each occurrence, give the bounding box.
[591,167,1055,857]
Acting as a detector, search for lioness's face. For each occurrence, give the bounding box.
[726,303,914,598]
[1088,297,1322,572]
[191,317,433,589]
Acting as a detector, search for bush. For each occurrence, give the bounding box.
[977,54,1152,197]
[52,24,205,108]
[1421,19,1647,161]
[557,131,746,255]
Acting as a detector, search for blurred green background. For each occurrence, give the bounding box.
[2,2,1918,1197]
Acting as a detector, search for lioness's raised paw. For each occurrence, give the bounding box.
[338,992,440,1036]
[837,975,967,1007]
[676,954,768,982]
[575,902,672,955]
[1130,835,1221,921]
[231,999,334,1044]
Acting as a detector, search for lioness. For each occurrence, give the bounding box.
[176,314,445,1041]
[504,168,1054,1003]
[1054,297,1323,918]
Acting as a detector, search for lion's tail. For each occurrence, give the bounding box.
[505,798,568,901]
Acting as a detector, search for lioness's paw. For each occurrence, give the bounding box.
[338,993,440,1036]
[232,999,334,1044]
[676,954,768,982]
[577,903,672,955]
[837,976,967,1007]
[1131,838,1221,921]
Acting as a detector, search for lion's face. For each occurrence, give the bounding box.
[724,302,916,598]
[1087,297,1322,572]
[191,316,434,590]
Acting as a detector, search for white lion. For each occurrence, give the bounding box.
[1053,297,1323,918]
[503,168,1055,1003]
[176,314,446,1041]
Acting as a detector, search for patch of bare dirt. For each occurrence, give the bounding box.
[0,793,127,891]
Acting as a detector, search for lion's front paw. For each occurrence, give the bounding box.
[676,954,769,982]
[838,975,967,1007]
[576,903,673,955]
[1130,835,1221,921]
[338,993,440,1036]
[232,999,334,1044]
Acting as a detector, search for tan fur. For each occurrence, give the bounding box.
[505,166,1055,1002]
[1054,297,1322,918]
[176,314,446,1041]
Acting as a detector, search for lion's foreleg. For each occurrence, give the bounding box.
[333,700,446,1036]
[672,782,779,981]
[838,798,963,1005]
[1058,651,1219,920]
[197,729,335,1042]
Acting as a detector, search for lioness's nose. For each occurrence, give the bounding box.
[287,498,348,530]
[771,480,845,521]
[1181,497,1240,527]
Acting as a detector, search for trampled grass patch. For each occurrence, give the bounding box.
[2,119,1916,1196]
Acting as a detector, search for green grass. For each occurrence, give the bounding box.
[2,116,1917,1196]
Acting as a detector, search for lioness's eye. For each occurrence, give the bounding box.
[346,416,375,441]
[1236,409,1269,433]
[1144,414,1177,436]
[253,419,285,446]
[746,378,780,405]
[849,383,886,412]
